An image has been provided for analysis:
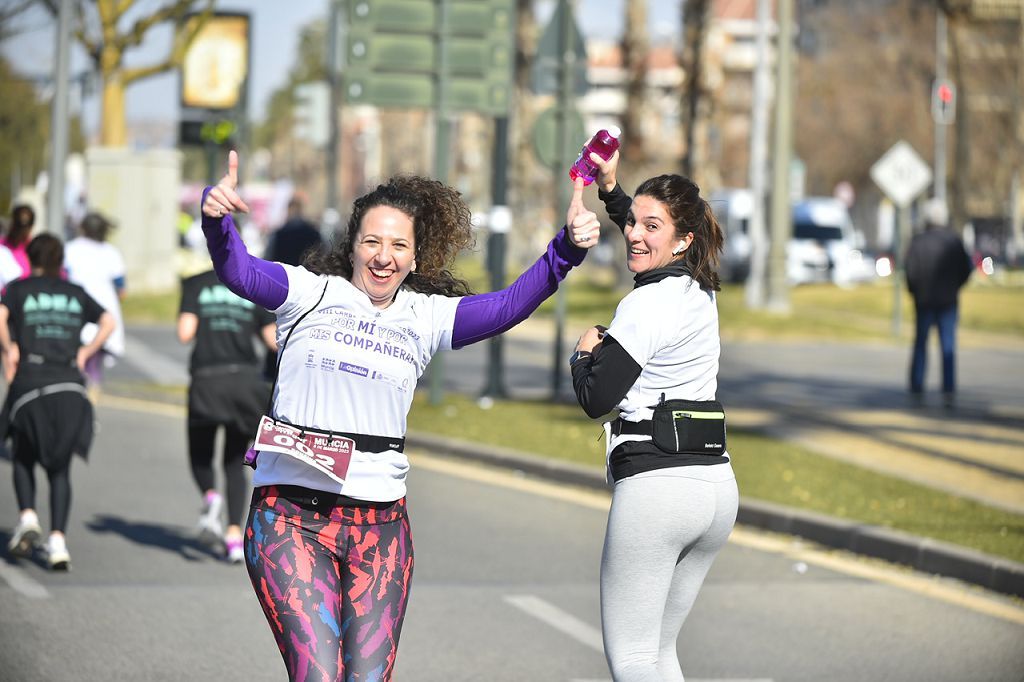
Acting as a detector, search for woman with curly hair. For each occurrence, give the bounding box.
[200,151,600,680]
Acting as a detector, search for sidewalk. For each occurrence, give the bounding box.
[108,321,1024,598]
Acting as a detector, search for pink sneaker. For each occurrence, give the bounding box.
[225,536,244,564]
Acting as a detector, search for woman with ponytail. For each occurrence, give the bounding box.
[570,151,737,681]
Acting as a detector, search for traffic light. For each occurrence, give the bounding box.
[179,118,238,147]
[293,81,331,147]
[932,78,956,125]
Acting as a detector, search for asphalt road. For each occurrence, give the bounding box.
[2,398,1022,681]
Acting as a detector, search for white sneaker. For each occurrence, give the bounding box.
[8,517,42,558]
[197,492,224,548]
[46,535,71,571]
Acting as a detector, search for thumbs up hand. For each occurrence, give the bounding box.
[202,150,250,218]
[566,177,600,250]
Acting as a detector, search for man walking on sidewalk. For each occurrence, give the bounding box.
[905,198,973,408]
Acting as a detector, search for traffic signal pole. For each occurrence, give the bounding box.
[934,10,948,205]
[483,117,510,398]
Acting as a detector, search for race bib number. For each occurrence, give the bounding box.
[253,415,354,485]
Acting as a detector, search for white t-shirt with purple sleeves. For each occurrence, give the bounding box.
[251,264,460,502]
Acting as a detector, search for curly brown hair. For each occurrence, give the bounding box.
[304,175,475,297]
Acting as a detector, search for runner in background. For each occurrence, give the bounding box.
[1,234,115,570]
[64,212,126,401]
[178,267,276,563]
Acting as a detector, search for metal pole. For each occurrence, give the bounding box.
[1011,11,1024,264]
[46,0,72,236]
[934,10,948,204]
[766,0,793,312]
[745,0,771,310]
[483,116,510,398]
[429,0,452,405]
[551,0,574,400]
[892,204,908,337]
[325,0,343,224]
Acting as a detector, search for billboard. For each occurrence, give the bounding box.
[180,13,250,110]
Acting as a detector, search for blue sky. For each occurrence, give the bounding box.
[2,1,679,136]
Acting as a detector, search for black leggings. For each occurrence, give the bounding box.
[12,434,72,533]
[187,423,249,525]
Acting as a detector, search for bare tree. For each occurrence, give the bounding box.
[621,0,648,166]
[795,0,1018,238]
[0,0,36,39]
[510,0,547,264]
[38,0,214,146]
[680,0,711,178]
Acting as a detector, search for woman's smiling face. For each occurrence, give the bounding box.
[349,205,416,307]
[623,194,691,273]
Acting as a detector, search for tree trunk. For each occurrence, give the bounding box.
[621,0,648,166]
[511,0,542,265]
[680,0,710,178]
[101,77,127,147]
[99,33,127,147]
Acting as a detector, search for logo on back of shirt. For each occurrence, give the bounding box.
[198,285,255,309]
[24,293,83,314]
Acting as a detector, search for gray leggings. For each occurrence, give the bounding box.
[601,463,738,681]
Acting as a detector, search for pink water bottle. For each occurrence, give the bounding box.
[569,126,621,185]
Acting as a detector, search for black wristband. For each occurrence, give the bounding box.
[568,350,592,367]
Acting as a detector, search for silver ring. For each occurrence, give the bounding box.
[579,235,590,242]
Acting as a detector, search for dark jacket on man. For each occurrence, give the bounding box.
[905,227,973,308]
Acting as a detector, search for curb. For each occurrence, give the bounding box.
[406,430,1024,600]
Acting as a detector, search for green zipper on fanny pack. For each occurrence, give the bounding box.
[671,411,726,420]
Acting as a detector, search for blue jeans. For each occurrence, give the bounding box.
[909,303,958,394]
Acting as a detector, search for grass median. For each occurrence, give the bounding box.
[407,392,1024,565]
[122,262,1023,344]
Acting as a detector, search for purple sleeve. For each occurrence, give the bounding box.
[451,228,586,349]
[201,187,289,310]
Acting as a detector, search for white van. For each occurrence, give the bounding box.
[789,197,871,286]
[709,192,873,286]
[709,189,753,283]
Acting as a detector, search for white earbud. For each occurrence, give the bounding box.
[672,244,685,255]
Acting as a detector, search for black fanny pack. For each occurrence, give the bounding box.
[614,394,726,456]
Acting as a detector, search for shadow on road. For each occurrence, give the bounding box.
[86,514,224,562]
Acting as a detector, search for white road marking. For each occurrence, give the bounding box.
[504,594,604,653]
[0,562,49,599]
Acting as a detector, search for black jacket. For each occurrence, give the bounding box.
[905,227,972,308]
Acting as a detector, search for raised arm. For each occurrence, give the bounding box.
[451,179,600,349]
[591,150,631,233]
[201,151,289,311]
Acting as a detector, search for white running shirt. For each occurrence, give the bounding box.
[252,264,460,501]
[64,237,126,356]
[604,275,721,457]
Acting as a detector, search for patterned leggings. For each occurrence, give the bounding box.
[244,485,414,682]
